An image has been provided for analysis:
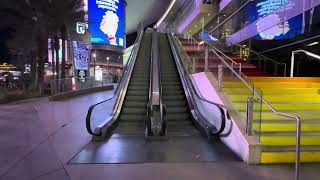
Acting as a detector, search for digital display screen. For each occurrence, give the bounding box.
[245,0,303,40]
[88,0,125,48]
[73,41,89,71]
[199,32,218,42]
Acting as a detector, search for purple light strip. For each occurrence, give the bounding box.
[219,0,232,12]
[177,5,201,33]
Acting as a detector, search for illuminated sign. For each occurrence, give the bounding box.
[88,0,125,48]
[76,22,87,34]
[73,41,89,71]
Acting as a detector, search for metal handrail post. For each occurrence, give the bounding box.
[218,65,223,91]
[246,97,254,135]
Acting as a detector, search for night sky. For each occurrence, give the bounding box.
[0,28,12,63]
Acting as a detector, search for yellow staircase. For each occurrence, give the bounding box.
[223,77,320,163]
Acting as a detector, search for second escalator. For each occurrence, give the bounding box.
[159,33,199,136]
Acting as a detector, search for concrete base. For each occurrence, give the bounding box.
[191,72,262,164]
[49,85,114,101]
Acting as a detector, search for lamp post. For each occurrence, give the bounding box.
[107,57,110,80]
[93,51,96,80]
[290,49,320,77]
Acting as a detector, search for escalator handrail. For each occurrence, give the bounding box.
[146,31,155,135]
[168,33,231,135]
[86,29,144,136]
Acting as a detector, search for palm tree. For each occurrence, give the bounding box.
[54,34,60,79]
[0,0,49,87]
[47,0,86,79]
[0,0,86,86]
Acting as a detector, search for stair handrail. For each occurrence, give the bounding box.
[184,33,243,74]
[203,33,287,77]
[169,33,231,136]
[291,49,320,77]
[209,45,302,180]
[86,28,144,137]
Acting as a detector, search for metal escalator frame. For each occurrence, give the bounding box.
[167,33,231,136]
[86,28,144,137]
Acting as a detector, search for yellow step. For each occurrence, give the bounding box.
[249,77,320,83]
[223,88,319,95]
[260,136,320,146]
[228,95,320,103]
[239,111,320,121]
[257,123,320,132]
[234,103,320,111]
[224,82,320,88]
[261,152,320,163]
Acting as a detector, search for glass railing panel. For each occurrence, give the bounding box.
[206,47,256,122]
[252,87,263,140]
[50,77,113,96]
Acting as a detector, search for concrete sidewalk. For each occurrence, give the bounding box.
[0,90,319,180]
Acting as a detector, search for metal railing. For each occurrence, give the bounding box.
[185,31,287,77]
[211,38,287,77]
[182,33,243,75]
[51,77,113,96]
[169,33,232,136]
[193,37,302,180]
[0,81,45,102]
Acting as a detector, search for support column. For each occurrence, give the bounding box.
[205,49,209,72]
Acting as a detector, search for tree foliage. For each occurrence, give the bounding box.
[0,0,86,82]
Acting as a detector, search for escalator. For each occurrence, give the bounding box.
[74,31,238,164]
[159,34,199,136]
[112,33,152,135]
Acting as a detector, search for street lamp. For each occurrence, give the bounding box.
[290,49,320,77]
[106,57,110,78]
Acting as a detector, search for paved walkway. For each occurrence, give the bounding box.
[0,90,319,180]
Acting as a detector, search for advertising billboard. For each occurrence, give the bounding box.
[245,0,304,40]
[88,0,125,48]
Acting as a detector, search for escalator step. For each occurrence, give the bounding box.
[163,101,186,107]
[122,107,146,114]
[123,101,147,108]
[114,124,145,134]
[130,82,149,86]
[163,95,185,101]
[127,91,148,96]
[162,78,180,82]
[126,95,148,101]
[163,86,182,90]
[130,78,149,81]
[162,81,180,86]
[167,120,192,126]
[119,114,146,122]
[165,113,190,121]
[166,107,188,113]
[162,90,184,97]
